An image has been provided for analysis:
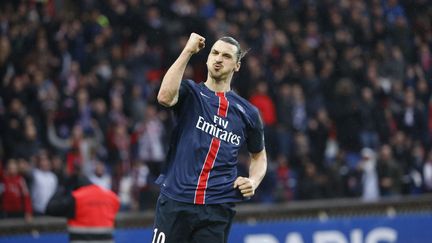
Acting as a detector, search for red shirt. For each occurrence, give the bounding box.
[249,94,277,126]
[1,175,32,214]
[68,184,120,228]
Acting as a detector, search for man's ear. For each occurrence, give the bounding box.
[234,62,241,72]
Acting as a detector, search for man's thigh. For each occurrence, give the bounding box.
[153,195,236,243]
[152,194,194,243]
[191,203,236,243]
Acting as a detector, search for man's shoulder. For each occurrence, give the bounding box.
[229,92,260,115]
[77,185,118,199]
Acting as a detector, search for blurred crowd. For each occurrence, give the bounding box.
[0,0,431,221]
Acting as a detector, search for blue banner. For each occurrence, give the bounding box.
[229,213,432,243]
[0,213,431,243]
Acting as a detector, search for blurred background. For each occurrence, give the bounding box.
[0,0,431,242]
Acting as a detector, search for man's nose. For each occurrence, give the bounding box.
[215,54,223,62]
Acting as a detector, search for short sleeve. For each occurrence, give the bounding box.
[173,79,193,111]
[246,110,265,153]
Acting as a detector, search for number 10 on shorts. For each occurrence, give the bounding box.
[152,228,166,243]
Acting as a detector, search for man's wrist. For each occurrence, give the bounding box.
[181,48,194,57]
[248,178,258,190]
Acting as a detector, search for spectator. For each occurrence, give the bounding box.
[133,104,165,178]
[128,84,147,126]
[132,161,153,211]
[106,122,131,170]
[297,161,326,200]
[249,81,277,158]
[307,108,331,168]
[331,79,361,152]
[383,0,406,26]
[359,148,379,202]
[48,117,103,175]
[2,98,26,159]
[300,60,322,113]
[274,154,296,202]
[12,116,39,159]
[46,175,120,243]
[0,36,12,83]
[51,154,67,189]
[325,150,351,198]
[395,88,425,141]
[117,169,135,211]
[88,160,112,190]
[31,152,58,214]
[376,144,402,196]
[423,149,432,193]
[0,159,32,222]
[275,82,293,158]
[406,142,425,194]
[91,98,110,136]
[290,84,308,133]
[358,87,380,149]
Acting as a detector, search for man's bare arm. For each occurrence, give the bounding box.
[157,33,205,107]
[234,148,267,197]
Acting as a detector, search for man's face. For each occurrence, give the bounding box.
[206,40,240,80]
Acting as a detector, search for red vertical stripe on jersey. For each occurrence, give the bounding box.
[194,138,221,204]
[216,92,229,117]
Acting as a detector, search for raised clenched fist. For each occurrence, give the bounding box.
[184,33,206,55]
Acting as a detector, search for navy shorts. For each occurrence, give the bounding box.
[152,194,236,243]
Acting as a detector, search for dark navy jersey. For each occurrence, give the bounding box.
[156,79,264,205]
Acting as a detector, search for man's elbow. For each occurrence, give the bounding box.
[157,92,177,107]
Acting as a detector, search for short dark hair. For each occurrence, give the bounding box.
[218,36,248,62]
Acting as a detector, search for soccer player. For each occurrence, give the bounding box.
[153,33,267,243]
